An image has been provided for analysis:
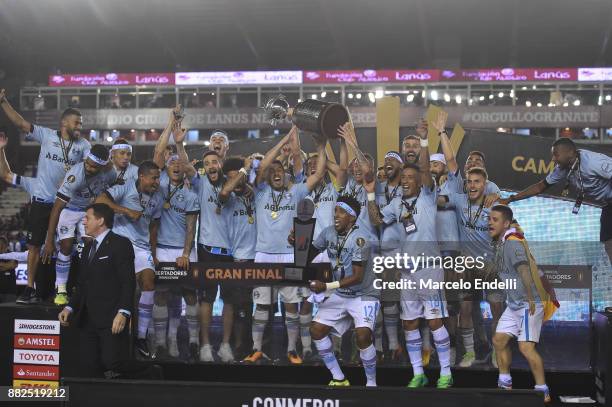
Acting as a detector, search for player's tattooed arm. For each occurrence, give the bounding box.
[173,122,196,179]
[153,108,178,169]
[95,192,142,221]
[306,138,327,192]
[178,213,197,270]
[218,157,252,204]
[416,119,434,190]
[362,161,383,226]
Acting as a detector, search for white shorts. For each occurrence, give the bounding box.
[314,292,379,337]
[400,267,449,321]
[134,244,155,274]
[156,246,197,262]
[253,252,302,305]
[496,305,544,343]
[57,209,87,241]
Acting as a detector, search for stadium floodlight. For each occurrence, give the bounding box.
[430,90,439,100]
[525,101,532,107]
[407,94,415,102]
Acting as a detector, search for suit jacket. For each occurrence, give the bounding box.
[68,230,136,329]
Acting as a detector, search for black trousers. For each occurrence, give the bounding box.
[79,318,130,378]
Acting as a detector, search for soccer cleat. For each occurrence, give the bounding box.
[422,348,432,367]
[135,338,151,358]
[54,291,69,306]
[243,349,267,364]
[287,350,303,365]
[328,379,350,386]
[408,374,429,388]
[217,343,235,363]
[168,337,180,358]
[458,351,475,367]
[437,374,453,389]
[199,344,214,362]
[497,378,513,390]
[16,287,41,305]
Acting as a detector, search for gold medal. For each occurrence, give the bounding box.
[561,188,569,197]
[163,202,171,209]
[271,211,279,219]
[248,216,254,224]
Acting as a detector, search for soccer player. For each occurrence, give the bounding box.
[366,129,453,388]
[0,90,90,304]
[95,160,163,358]
[110,139,139,185]
[191,150,235,362]
[402,134,421,165]
[40,145,116,305]
[309,195,379,386]
[219,156,256,359]
[500,137,612,261]
[208,129,230,162]
[151,155,200,361]
[438,166,503,368]
[243,126,326,365]
[488,205,551,403]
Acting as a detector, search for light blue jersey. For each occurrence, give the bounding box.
[341,177,378,241]
[106,181,164,249]
[56,163,116,210]
[545,149,612,203]
[313,225,378,299]
[437,179,460,252]
[227,192,257,260]
[114,163,139,185]
[381,185,440,258]
[494,239,541,310]
[255,182,309,254]
[446,192,494,260]
[192,174,231,250]
[14,175,37,197]
[309,181,338,240]
[26,125,91,202]
[157,172,200,248]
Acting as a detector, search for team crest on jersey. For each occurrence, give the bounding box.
[60,226,69,234]
[66,175,76,183]
[176,194,185,202]
[356,237,365,248]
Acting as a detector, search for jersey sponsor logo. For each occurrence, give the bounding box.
[13,365,60,381]
[14,349,60,366]
[263,203,295,212]
[14,319,60,335]
[44,153,76,166]
[14,334,60,350]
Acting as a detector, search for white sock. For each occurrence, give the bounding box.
[359,344,377,386]
[299,313,312,353]
[383,304,400,351]
[152,304,168,347]
[405,329,423,375]
[55,252,71,292]
[137,291,155,339]
[252,308,269,351]
[285,312,299,353]
[185,304,199,344]
[432,326,451,376]
[314,337,344,381]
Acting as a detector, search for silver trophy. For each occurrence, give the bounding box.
[263,94,350,143]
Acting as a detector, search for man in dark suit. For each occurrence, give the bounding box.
[58,203,136,378]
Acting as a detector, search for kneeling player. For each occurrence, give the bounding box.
[309,196,379,387]
[488,205,551,403]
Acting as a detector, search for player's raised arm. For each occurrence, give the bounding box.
[0,89,31,133]
[172,123,196,179]
[255,126,295,186]
[153,108,178,169]
[416,118,434,190]
[432,111,458,175]
[305,138,327,192]
[0,134,15,184]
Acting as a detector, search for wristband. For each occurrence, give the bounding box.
[367,192,376,201]
[239,167,248,177]
[326,281,340,290]
[420,138,429,147]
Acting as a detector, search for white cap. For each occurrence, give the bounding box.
[430,153,446,165]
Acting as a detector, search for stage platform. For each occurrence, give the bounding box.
[0,302,598,406]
